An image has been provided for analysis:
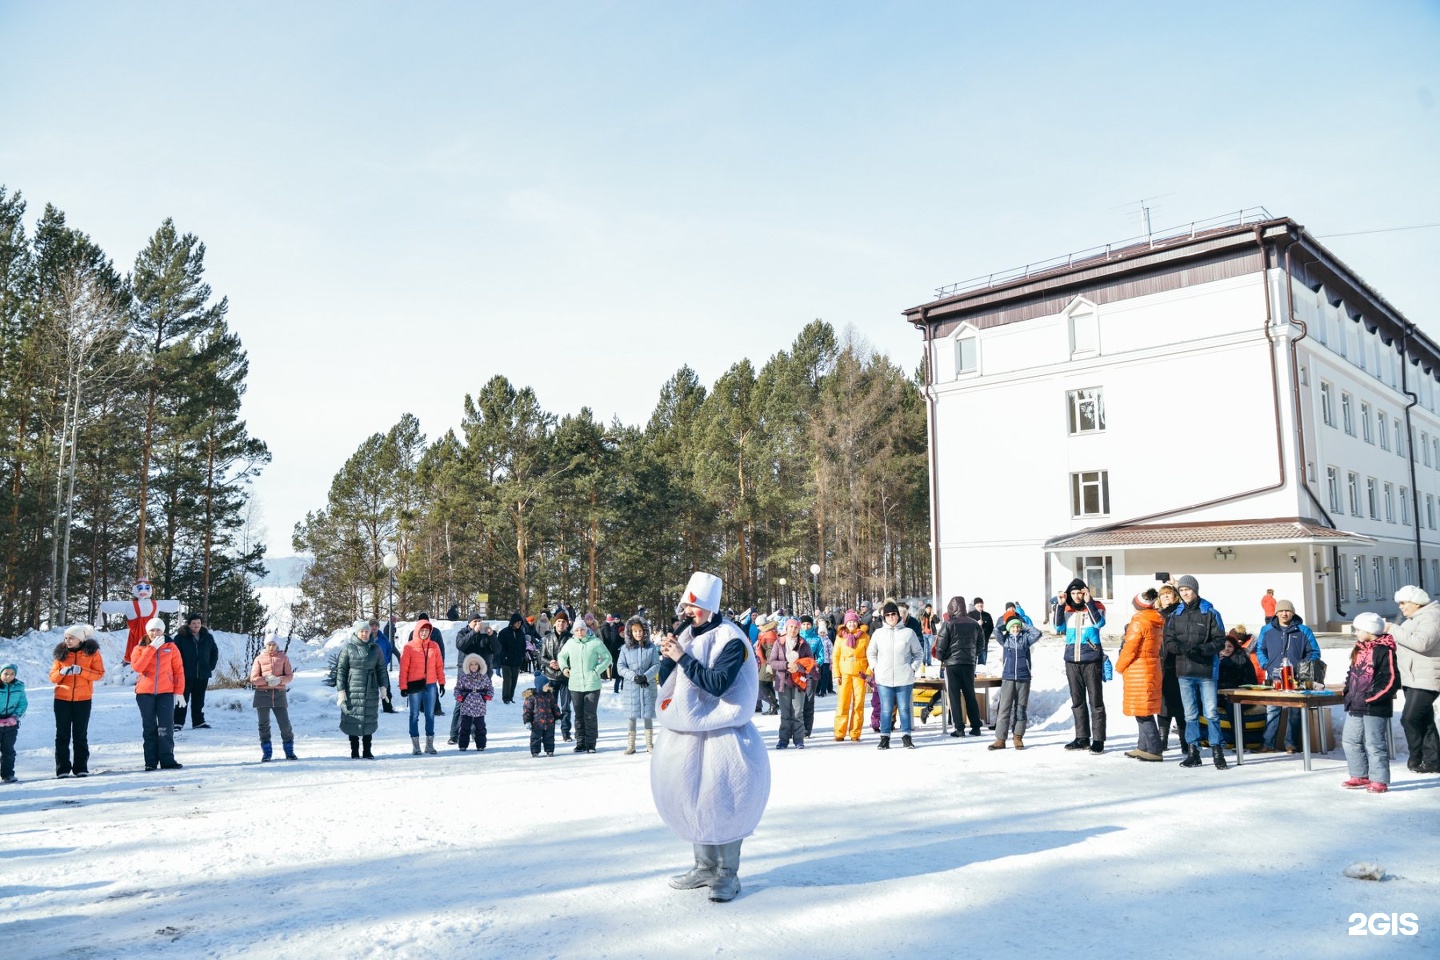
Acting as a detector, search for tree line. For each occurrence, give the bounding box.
[0,185,269,637]
[293,321,931,632]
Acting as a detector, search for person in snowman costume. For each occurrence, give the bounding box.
[652,571,771,903]
[99,579,181,666]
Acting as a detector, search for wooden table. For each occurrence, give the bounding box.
[1217,687,1344,771]
[915,673,1004,733]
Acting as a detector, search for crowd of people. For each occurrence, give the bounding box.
[1,579,1438,800]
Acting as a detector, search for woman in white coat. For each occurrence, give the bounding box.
[652,571,770,903]
[868,601,923,749]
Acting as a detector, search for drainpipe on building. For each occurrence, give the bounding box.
[1400,322,1424,590]
[1283,238,1345,619]
[920,308,943,605]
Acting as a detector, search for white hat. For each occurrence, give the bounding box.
[681,572,723,614]
[145,618,166,633]
[1352,612,1385,636]
[1394,585,1431,605]
[63,624,94,641]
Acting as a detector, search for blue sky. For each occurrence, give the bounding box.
[3,1,1438,552]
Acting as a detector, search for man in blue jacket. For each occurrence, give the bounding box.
[1054,578,1107,753]
[1254,599,1321,753]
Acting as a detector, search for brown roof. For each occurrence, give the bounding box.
[1044,518,1376,551]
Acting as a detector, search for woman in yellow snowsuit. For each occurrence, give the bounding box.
[832,610,871,741]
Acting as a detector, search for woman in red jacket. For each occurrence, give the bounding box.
[49,623,106,777]
[400,621,446,755]
[130,617,186,771]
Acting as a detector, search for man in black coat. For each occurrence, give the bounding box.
[1162,574,1229,770]
[496,613,529,704]
[173,613,219,729]
[601,614,625,693]
[968,599,995,666]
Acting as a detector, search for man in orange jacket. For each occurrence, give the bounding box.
[131,618,185,771]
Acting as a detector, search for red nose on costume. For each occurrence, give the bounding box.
[686,592,697,604]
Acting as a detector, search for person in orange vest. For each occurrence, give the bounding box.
[99,579,180,666]
[50,623,105,777]
[130,618,186,771]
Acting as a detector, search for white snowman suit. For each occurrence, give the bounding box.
[651,614,771,845]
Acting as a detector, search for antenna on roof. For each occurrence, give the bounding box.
[1141,200,1153,246]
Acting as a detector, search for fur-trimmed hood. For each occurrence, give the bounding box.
[53,638,100,661]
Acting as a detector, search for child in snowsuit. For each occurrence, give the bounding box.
[0,663,28,783]
[1341,612,1400,793]
[454,653,494,751]
[523,680,558,757]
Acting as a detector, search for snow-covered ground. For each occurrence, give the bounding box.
[2,626,1437,959]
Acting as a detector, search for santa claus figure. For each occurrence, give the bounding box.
[99,579,181,665]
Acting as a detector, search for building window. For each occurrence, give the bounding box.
[1433,437,1438,469]
[1327,467,1341,512]
[1066,388,1105,435]
[1367,478,1380,519]
[1397,421,1407,457]
[1428,494,1436,530]
[1073,555,1114,600]
[1070,470,1110,517]
[1342,393,1355,436]
[955,335,978,378]
[1401,487,1412,525]
[1379,411,1391,451]
[1307,461,1317,483]
[1405,558,1414,585]
[1385,482,1396,522]
[1424,432,1432,468]
[1321,382,1335,427]
[1300,365,1309,386]
[1372,556,1384,597]
[1433,559,1439,591]
[1337,553,1349,602]
[1390,557,1400,595]
[1348,472,1362,516]
[1353,555,1366,600]
[1361,402,1373,443]
[1070,308,1099,357]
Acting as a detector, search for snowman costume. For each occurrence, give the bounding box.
[98,579,181,665]
[651,572,770,903]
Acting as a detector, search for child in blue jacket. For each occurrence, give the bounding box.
[0,663,28,783]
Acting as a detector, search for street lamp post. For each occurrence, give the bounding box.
[383,551,399,650]
[809,563,820,614]
[777,577,787,614]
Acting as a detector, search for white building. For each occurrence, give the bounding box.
[904,210,1440,632]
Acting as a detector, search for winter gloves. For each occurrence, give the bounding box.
[336,692,348,708]
[60,665,82,676]
[633,675,649,687]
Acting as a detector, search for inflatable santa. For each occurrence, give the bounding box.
[99,578,181,664]
[651,571,770,903]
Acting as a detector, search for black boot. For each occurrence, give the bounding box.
[1180,743,1202,768]
[1064,737,1090,751]
[901,735,914,749]
[1212,744,1229,770]
[362,735,375,760]
[877,736,890,750]
[349,736,360,759]
[1158,717,1171,751]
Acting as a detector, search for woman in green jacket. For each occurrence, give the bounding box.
[559,618,613,754]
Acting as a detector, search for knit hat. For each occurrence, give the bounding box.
[881,601,900,617]
[1273,599,1295,613]
[352,619,370,635]
[681,571,723,613]
[468,612,483,623]
[1352,612,1385,637]
[1176,575,1199,592]
[1395,585,1431,605]
[552,609,570,625]
[844,609,859,625]
[1132,593,1155,610]
[145,618,166,633]
[1004,614,1024,632]
[64,624,94,641]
